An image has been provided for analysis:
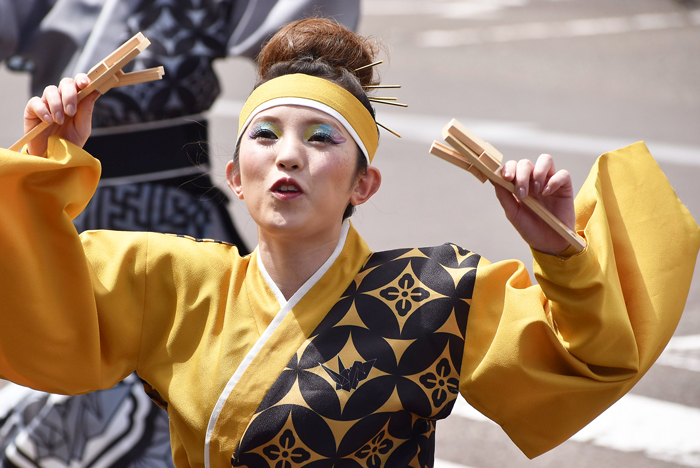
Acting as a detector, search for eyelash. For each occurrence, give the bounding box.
[308,131,335,143]
[249,125,339,144]
[250,128,279,140]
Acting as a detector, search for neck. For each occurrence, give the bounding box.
[257,222,346,301]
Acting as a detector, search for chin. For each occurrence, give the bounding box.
[260,214,310,236]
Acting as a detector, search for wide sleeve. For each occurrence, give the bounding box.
[459,142,700,458]
[0,137,146,395]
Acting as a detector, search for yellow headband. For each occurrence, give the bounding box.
[237,74,379,164]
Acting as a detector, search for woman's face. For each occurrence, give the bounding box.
[228,105,375,243]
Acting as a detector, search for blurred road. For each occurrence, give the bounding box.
[1,0,699,466]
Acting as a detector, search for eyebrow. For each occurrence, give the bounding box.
[249,115,282,127]
[250,112,341,130]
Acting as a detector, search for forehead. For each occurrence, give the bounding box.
[248,104,347,130]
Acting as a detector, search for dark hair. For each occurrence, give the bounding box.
[235,18,380,220]
[256,17,380,88]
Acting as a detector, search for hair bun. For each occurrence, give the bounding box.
[257,18,380,87]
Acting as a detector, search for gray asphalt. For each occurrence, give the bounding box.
[1,0,699,467]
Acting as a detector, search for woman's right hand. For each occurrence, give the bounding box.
[24,74,99,156]
[494,153,576,255]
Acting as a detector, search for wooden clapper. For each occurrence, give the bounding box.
[430,119,586,252]
[10,32,164,152]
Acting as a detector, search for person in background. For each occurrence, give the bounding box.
[0,2,360,467]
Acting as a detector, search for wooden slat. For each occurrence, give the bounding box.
[112,67,165,88]
[431,119,586,252]
[429,141,488,183]
[446,118,504,164]
[9,33,163,152]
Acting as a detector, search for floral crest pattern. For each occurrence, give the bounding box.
[232,244,480,467]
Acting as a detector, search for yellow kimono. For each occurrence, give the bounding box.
[0,137,697,468]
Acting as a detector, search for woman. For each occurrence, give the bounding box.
[1,18,698,468]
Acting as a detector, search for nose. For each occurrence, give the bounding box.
[275,134,305,171]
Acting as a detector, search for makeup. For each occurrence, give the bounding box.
[304,124,346,144]
[248,122,282,139]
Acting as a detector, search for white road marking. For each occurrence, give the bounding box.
[665,334,700,352]
[571,395,700,467]
[453,394,700,467]
[450,335,700,467]
[376,109,700,166]
[211,99,700,166]
[435,458,478,468]
[417,12,698,47]
[361,0,527,19]
[658,334,700,373]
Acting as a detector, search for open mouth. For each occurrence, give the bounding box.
[271,178,303,197]
[276,184,300,193]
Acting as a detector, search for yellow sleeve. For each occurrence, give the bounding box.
[460,142,700,458]
[0,137,146,395]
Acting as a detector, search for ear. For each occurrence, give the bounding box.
[225,160,244,200]
[349,166,382,207]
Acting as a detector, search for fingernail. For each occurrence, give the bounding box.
[533,181,541,193]
[542,185,552,196]
[44,114,53,124]
[56,112,64,124]
[517,187,526,199]
[66,104,75,116]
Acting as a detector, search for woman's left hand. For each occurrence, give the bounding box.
[494,154,576,255]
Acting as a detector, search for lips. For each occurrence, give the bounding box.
[270,177,303,199]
